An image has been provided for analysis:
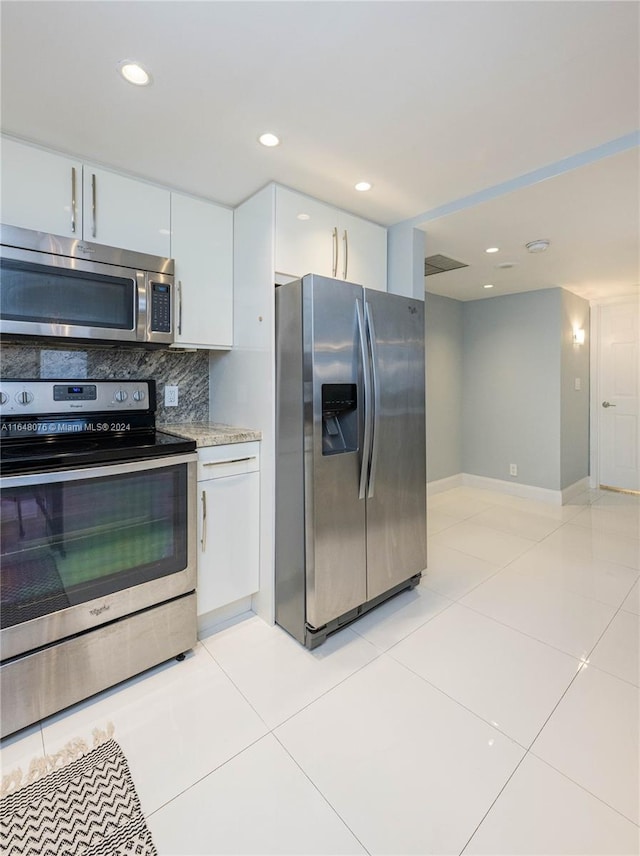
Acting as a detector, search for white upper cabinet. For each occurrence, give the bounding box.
[1,138,171,257]
[337,209,387,292]
[275,186,387,291]
[170,192,233,350]
[1,138,84,237]
[82,167,170,257]
[275,189,336,279]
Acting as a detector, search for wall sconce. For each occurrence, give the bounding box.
[573,328,586,345]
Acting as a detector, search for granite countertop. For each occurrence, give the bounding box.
[158,421,262,447]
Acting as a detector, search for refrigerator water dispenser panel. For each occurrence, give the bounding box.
[321,383,357,455]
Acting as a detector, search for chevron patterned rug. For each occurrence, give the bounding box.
[0,734,157,855]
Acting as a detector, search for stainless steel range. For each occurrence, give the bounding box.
[0,379,198,737]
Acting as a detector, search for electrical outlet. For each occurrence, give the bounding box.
[509,463,518,477]
[164,385,179,407]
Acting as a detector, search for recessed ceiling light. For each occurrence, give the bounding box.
[118,61,152,86]
[297,213,310,221]
[525,239,550,253]
[485,247,499,254]
[355,181,372,192]
[258,133,280,147]
[483,284,494,289]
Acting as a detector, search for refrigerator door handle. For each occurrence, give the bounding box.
[356,298,373,500]
[365,301,381,498]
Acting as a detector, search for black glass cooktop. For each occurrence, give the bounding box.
[0,428,196,475]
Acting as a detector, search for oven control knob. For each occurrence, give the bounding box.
[16,391,34,405]
[133,389,146,402]
[0,392,7,405]
[114,389,128,403]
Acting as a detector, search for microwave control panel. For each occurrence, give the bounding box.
[150,282,172,333]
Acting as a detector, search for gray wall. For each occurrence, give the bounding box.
[560,290,590,487]
[425,292,463,482]
[0,342,210,423]
[461,289,562,490]
[425,286,591,492]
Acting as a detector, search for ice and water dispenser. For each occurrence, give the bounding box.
[321,384,358,455]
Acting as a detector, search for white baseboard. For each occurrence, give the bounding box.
[427,474,464,495]
[461,473,563,504]
[427,472,592,506]
[562,477,592,504]
[197,597,254,638]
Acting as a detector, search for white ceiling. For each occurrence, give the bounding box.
[1,1,638,301]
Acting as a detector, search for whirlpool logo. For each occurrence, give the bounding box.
[89,604,111,617]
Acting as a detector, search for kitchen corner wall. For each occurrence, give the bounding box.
[0,342,210,422]
[426,287,591,493]
[462,288,563,490]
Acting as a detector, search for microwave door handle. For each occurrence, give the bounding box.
[71,167,77,233]
[91,173,97,238]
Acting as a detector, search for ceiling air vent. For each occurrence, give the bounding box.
[424,254,468,276]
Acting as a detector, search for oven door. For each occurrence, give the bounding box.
[0,453,197,660]
[0,245,146,343]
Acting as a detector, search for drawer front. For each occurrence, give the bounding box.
[197,441,260,480]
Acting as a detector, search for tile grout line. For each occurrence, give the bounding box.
[145,731,269,820]
[458,751,529,855]
[272,731,373,856]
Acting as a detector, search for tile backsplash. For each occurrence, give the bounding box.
[0,342,209,422]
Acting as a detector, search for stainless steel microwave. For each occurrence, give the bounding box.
[0,224,174,347]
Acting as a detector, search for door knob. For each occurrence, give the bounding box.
[602,401,617,408]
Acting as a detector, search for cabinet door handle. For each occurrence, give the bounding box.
[332,227,338,277]
[202,456,256,467]
[343,229,348,279]
[177,280,183,336]
[91,173,97,238]
[71,167,77,233]
[201,489,207,551]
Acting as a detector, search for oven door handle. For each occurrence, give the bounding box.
[0,452,198,488]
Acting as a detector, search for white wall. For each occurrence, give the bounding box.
[209,185,277,623]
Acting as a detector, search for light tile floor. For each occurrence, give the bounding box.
[2,486,639,855]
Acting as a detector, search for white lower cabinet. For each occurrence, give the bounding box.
[196,442,260,616]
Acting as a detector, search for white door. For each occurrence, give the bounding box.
[598,298,640,491]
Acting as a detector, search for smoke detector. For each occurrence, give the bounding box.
[525,239,550,253]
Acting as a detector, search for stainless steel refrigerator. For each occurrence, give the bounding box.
[275,274,426,648]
